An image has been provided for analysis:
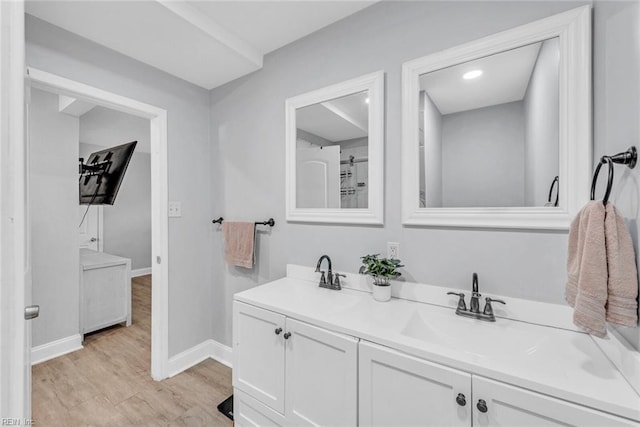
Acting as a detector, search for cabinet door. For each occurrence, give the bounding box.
[285,318,358,426]
[233,302,286,413]
[235,389,287,427]
[473,376,639,427]
[359,341,471,427]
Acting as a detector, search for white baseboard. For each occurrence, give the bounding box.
[32,334,83,365]
[167,339,233,378]
[131,267,152,278]
[210,339,233,368]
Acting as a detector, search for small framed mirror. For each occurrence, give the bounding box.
[286,71,384,224]
[401,6,591,229]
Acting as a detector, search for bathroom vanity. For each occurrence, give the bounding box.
[79,248,131,338]
[232,265,640,426]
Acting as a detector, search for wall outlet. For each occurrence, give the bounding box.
[168,201,182,218]
[387,242,400,260]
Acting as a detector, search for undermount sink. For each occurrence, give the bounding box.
[400,307,551,362]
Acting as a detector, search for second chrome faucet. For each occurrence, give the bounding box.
[447,273,506,322]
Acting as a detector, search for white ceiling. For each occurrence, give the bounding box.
[297,91,369,142]
[26,0,375,90]
[80,106,151,153]
[420,41,545,115]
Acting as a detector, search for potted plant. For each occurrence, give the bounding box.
[360,254,404,302]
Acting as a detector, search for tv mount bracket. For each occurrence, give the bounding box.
[79,153,113,185]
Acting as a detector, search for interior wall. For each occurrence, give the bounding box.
[79,143,151,271]
[441,101,525,207]
[29,88,79,347]
[524,38,560,206]
[422,91,443,207]
[593,0,640,349]
[26,15,216,357]
[209,1,593,348]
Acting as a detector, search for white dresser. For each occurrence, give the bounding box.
[79,249,132,337]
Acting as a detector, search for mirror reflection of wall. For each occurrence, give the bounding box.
[296,90,369,209]
[419,38,559,208]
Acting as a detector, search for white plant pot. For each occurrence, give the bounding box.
[372,284,391,302]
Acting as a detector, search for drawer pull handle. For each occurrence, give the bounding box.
[283,332,291,339]
[477,399,488,413]
[274,328,282,335]
[456,393,466,406]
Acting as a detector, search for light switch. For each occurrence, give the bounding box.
[168,201,182,218]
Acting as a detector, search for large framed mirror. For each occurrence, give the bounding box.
[401,6,591,229]
[286,71,384,224]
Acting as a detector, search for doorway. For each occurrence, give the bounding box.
[26,68,169,383]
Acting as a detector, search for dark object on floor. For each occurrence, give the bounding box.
[217,395,233,421]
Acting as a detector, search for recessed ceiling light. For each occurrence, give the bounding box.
[463,70,483,80]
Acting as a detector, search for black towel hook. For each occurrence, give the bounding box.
[590,146,637,205]
[547,176,559,207]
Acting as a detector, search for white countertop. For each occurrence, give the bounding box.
[235,275,640,422]
[80,248,131,269]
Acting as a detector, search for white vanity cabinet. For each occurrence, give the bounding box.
[473,376,638,427]
[358,341,471,426]
[79,249,131,337]
[233,301,359,426]
[359,340,471,426]
[359,341,638,427]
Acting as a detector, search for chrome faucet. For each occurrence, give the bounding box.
[469,272,481,313]
[446,273,505,322]
[316,255,342,290]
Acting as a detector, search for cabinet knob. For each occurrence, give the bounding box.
[274,327,282,335]
[456,393,466,406]
[477,399,488,413]
[283,332,291,339]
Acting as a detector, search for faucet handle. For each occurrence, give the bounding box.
[447,292,467,312]
[319,271,326,284]
[333,273,346,286]
[483,297,506,316]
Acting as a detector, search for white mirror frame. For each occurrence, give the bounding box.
[286,71,384,224]
[401,6,591,229]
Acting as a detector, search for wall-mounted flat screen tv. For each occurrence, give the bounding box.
[79,141,137,205]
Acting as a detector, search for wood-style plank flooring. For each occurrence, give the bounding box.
[32,275,234,426]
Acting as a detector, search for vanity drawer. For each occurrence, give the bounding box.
[234,389,286,427]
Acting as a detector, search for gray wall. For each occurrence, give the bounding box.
[524,38,560,206]
[79,143,151,271]
[441,101,525,207]
[29,88,79,347]
[209,1,598,348]
[593,1,640,349]
[422,92,443,207]
[26,15,217,357]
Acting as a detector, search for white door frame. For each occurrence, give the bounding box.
[26,68,170,382]
[0,0,28,418]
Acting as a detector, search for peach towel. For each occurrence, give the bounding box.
[604,203,639,327]
[222,222,255,269]
[566,201,638,337]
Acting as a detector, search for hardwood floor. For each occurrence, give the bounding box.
[32,275,234,426]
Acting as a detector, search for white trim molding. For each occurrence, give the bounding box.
[401,6,592,229]
[286,71,385,225]
[131,267,152,278]
[167,339,232,378]
[31,335,83,366]
[27,68,170,381]
[0,0,28,417]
